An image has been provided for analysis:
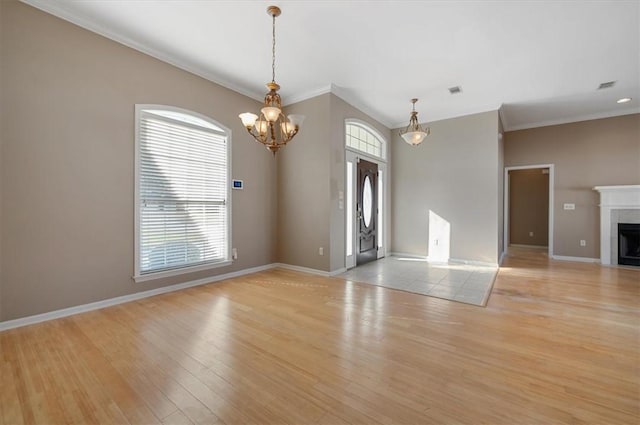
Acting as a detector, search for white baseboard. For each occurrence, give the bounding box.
[510,244,548,249]
[551,255,600,264]
[425,257,448,264]
[0,263,276,332]
[329,267,348,276]
[273,263,345,277]
[389,252,428,260]
[499,251,506,266]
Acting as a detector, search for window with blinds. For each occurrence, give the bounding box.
[135,106,230,280]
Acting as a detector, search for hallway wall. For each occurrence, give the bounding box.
[509,168,549,246]
[505,114,640,258]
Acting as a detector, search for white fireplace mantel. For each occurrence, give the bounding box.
[594,185,640,265]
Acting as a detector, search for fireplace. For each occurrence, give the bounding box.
[594,185,640,266]
[618,223,640,266]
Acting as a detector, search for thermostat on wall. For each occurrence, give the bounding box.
[232,179,243,190]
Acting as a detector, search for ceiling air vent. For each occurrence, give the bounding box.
[598,81,616,90]
[448,86,462,94]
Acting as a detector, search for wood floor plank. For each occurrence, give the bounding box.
[0,246,638,424]
[161,409,195,425]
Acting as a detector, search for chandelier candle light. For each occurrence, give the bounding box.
[239,5,304,155]
[399,98,430,146]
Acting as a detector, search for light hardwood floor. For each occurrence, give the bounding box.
[1,247,638,424]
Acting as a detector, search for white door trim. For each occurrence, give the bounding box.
[344,119,390,270]
[504,164,555,257]
[346,152,388,269]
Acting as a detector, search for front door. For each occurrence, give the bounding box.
[357,159,378,265]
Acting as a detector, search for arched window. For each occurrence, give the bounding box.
[345,120,386,160]
[134,105,231,281]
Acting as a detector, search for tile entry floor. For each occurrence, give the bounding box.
[338,256,498,306]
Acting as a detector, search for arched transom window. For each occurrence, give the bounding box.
[345,120,386,160]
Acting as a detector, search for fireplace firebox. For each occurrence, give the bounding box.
[618,223,640,266]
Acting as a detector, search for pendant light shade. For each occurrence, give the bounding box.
[399,98,430,146]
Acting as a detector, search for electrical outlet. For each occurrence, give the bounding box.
[580,240,586,247]
[529,231,534,237]
[319,247,324,256]
[232,248,238,259]
[435,239,439,246]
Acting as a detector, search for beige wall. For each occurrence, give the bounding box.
[328,94,391,272]
[0,1,277,320]
[276,94,331,271]
[508,169,549,246]
[4,1,637,322]
[504,114,640,258]
[277,93,390,272]
[391,110,501,264]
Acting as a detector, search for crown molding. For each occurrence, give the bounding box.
[390,104,502,129]
[17,0,407,130]
[19,0,391,126]
[19,0,639,135]
[504,108,640,132]
[328,84,396,129]
[498,104,509,131]
[20,0,264,102]
[282,83,395,129]
[282,85,333,106]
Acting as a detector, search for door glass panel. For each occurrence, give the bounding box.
[363,175,372,227]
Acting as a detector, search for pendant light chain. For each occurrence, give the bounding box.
[271,13,276,83]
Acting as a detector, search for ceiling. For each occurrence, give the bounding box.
[24,0,640,131]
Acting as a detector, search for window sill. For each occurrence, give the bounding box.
[133,260,233,283]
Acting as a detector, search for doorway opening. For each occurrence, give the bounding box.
[504,164,554,257]
[345,119,388,269]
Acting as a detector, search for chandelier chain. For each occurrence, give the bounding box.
[271,13,276,83]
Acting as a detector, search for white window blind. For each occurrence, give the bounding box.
[137,108,229,276]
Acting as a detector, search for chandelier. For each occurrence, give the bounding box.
[399,98,430,146]
[239,6,304,155]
